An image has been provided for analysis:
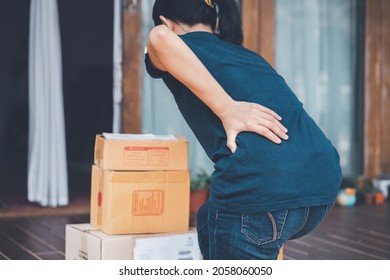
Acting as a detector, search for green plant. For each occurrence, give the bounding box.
[190,169,212,192]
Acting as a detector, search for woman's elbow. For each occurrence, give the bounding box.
[148,25,171,49]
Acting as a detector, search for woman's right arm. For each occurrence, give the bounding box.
[147,25,288,153]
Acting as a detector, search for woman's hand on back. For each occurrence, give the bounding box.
[217,100,289,153]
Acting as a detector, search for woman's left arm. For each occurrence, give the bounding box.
[147,25,288,153]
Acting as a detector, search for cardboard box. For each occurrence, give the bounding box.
[65,224,201,260]
[94,134,188,171]
[90,165,190,234]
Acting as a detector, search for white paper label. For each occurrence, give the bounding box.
[133,233,201,260]
[102,133,177,141]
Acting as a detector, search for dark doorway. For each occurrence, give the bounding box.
[58,0,114,199]
[0,0,113,207]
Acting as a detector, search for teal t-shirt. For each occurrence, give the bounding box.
[145,31,342,213]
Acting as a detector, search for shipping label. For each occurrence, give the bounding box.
[132,190,164,216]
[123,146,169,166]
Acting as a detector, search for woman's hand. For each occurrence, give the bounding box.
[217,100,289,153]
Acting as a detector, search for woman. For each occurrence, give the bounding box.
[145,0,342,260]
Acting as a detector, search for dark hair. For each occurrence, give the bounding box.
[152,0,243,45]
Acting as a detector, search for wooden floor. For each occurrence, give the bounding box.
[0,203,389,260]
[284,203,390,260]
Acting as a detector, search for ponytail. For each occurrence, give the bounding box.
[214,0,243,45]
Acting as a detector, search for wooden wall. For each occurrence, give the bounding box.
[121,0,142,133]
[364,0,390,179]
[241,0,275,66]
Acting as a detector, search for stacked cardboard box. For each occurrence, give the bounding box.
[65,224,200,260]
[90,133,190,235]
[65,133,201,260]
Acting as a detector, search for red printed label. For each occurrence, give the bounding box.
[123,146,169,166]
[97,192,102,207]
[132,190,164,216]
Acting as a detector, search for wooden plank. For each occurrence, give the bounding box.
[242,0,260,52]
[364,0,390,178]
[329,205,390,234]
[380,0,390,173]
[0,231,38,260]
[300,234,385,260]
[241,0,275,66]
[0,215,89,260]
[0,205,89,219]
[32,215,89,239]
[286,232,356,260]
[38,252,65,260]
[286,225,390,260]
[0,251,10,260]
[285,237,359,260]
[121,0,142,133]
[284,239,313,258]
[319,221,390,250]
[0,220,54,257]
[13,218,69,252]
[364,0,381,179]
[284,204,390,260]
[258,0,275,66]
[307,227,390,259]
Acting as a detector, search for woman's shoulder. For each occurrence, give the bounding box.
[179,31,257,58]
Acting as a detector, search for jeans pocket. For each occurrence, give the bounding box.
[241,210,288,246]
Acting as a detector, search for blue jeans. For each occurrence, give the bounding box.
[196,200,334,260]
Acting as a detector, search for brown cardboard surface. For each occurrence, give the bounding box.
[65,224,201,260]
[90,165,190,235]
[94,134,188,171]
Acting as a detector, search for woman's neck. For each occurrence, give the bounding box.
[174,23,213,35]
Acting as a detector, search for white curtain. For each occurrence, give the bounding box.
[275,0,358,176]
[141,1,214,177]
[28,0,68,207]
[112,0,123,133]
